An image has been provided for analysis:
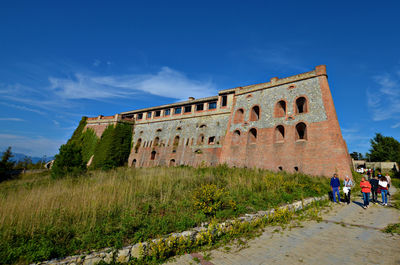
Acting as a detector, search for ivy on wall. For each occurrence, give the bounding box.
[90,123,133,170]
[52,117,133,178]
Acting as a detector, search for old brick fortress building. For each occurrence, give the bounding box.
[86,65,352,178]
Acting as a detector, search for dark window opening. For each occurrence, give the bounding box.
[174,107,182,114]
[275,100,286,117]
[234,109,245,123]
[196,103,204,111]
[147,112,152,119]
[294,166,299,172]
[197,134,205,145]
[250,106,260,121]
[155,110,161,117]
[177,127,182,131]
[199,124,207,128]
[150,151,156,160]
[275,125,285,142]
[132,159,137,167]
[296,97,307,114]
[278,166,283,171]
[248,128,257,143]
[164,109,171,116]
[156,128,162,132]
[232,130,241,145]
[154,137,159,146]
[208,136,215,144]
[221,95,228,107]
[186,138,190,146]
[208,101,217,110]
[173,136,180,146]
[184,105,192,113]
[137,113,143,120]
[135,138,142,153]
[295,122,307,140]
[169,159,175,166]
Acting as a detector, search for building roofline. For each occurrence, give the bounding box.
[118,65,327,115]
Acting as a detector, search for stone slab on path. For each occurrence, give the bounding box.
[166,188,400,265]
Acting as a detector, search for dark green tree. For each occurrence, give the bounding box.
[0,146,15,182]
[368,133,400,164]
[51,142,86,179]
[350,152,363,160]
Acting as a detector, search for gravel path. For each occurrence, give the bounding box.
[167,187,400,265]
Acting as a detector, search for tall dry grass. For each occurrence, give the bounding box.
[0,166,330,264]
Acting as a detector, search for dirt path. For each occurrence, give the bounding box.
[167,187,400,265]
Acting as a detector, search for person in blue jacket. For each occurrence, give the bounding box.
[330,173,341,203]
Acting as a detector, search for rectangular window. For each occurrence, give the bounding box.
[174,107,182,114]
[147,112,152,119]
[208,101,217,110]
[164,109,171,116]
[155,110,161,117]
[221,95,227,107]
[137,113,143,120]
[196,103,204,111]
[184,105,192,113]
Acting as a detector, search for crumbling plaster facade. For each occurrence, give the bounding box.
[85,65,352,177]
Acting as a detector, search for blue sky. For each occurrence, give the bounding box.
[0,0,399,157]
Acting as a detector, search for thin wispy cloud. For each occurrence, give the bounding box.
[48,67,217,101]
[367,71,400,122]
[0,102,46,115]
[392,122,400,129]
[0,118,25,121]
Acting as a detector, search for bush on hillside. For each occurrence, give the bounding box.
[0,147,15,182]
[80,128,98,164]
[90,123,132,170]
[51,142,86,179]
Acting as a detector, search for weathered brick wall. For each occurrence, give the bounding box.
[128,114,230,167]
[85,65,352,178]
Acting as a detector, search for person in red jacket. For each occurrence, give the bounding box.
[360,177,371,209]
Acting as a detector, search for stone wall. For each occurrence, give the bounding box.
[84,65,352,178]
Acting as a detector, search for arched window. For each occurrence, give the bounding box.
[275,100,286,117]
[153,137,159,147]
[234,108,245,123]
[295,122,307,140]
[132,159,137,167]
[150,151,156,160]
[250,106,260,121]
[232,130,241,145]
[135,138,142,153]
[295,97,307,114]
[172,136,180,152]
[248,128,257,144]
[169,159,175,166]
[197,134,205,145]
[199,124,207,128]
[173,136,180,146]
[275,125,285,142]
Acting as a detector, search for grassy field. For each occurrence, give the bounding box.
[0,166,331,264]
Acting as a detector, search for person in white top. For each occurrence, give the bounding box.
[385,173,392,196]
[378,176,389,206]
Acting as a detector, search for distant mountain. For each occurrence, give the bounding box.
[8,153,54,163]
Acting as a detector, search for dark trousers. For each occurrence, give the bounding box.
[344,190,351,204]
[371,189,378,203]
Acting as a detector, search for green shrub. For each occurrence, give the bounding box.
[80,128,98,164]
[192,184,227,216]
[50,143,86,179]
[91,123,132,170]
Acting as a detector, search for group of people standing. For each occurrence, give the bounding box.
[330,172,392,209]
